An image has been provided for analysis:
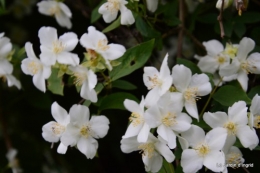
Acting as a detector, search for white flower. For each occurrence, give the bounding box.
[203,101,259,150]
[216,0,233,10]
[39,26,79,66]
[224,146,245,172]
[249,94,260,129]
[143,54,173,107]
[42,102,70,154]
[146,0,158,12]
[98,0,135,25]
[21,42,51,92]
[172,65,212,120]
[181,125,227,173]
[144,92,191,149]
[61,104,109,159]
[69,65,97,103]
[220,37,260,91]
[123,97,150,142]
[120,133,175,173]
[37,0,72,29]
[80,26,126,70]
[6,148,22,173]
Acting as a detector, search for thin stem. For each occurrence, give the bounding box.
[217,0,225,38]
[168,162,175,173]
[199,78,223,118]
[177,0,185,58]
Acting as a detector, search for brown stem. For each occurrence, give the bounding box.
[217,0,225,38]
[177,0,185,58]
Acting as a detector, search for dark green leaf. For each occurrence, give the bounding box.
[234,12,260,23]
[176,58,201,74]
[47,68,64,95]
[102,16,121,33]
[233,22,246,38]
[90,0,105,23]
[99,92,138,111]
[248,86,260,100]
[109,39,154,81]
[213,85,251,106]
[112,80,137,90]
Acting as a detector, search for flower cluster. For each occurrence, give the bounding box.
[197,37,260,91]
[42,102,110,158]
[0,33,21,89]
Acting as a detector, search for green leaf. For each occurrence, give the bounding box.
[102,16,121,33]
[213,85,251,106]
[112,80,137,90]
[0,0,5,8]
[176,58,201,74]
[248,86,260,99]
[197,13,218,24]
[156,159,175,173]
[234,12,260,24]
[233,22,246,38]
[109,39,154,81]
[98,92,138,111]
[90,0,105,23]
[47,68,64,95]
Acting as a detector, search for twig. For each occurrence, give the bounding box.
[177,0,185,58]
[217,0,225,38]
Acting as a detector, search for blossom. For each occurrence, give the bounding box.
[42,102,70,154]
[120,133,175,172]
[98,0,135,25]
[219,37,260,91]
[69,65,97,102]
[144,92,191,149]
[172,64,212,120]
[143,54,172,107]
[21,42,51,92]
[146,0,158,12]
[39,26,79,66]
[6,148,22,173]
[61,104,109,159]
[203,101,259,150]
[123,97,150,142]
[80,26,126,70]
[181,125,227,173]
[37,0,72,29]
[249,94,260,129]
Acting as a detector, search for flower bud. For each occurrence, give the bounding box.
[216,0,233,10]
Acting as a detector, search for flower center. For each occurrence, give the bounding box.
[51,122,65,135]
[106,0,121,13]
[80,125,91,138]
[49,5,60,16]
[226,152,243,168]
[254,115,260,129]
[161,112,177,127]
[224,121,237,135]
[52,41,65,54]
[27,61,41,75]
[224,43,238,58]
[97,39,109,51]
[73,72,87,86]
[184,87,199,103]
[240,60,257,74]
[195,143,210,157]
[148,74,162,89]
[129,112,143,127]
[217,55,226,64]
[138,142,155,158]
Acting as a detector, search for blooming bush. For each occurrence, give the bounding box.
[0,0,260,173]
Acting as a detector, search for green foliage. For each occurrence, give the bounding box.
[102,16,121,33]
[213,85,251,106]
[109,39,154,81]
[90,0,105,23]
[47,68,64,96]
[176,58,202,74]
[112,80,137,90]
[248,86,260,99]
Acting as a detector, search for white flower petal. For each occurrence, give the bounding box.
[198,56,219,73]
[120,136,139,153]
[237,126,259,150]
[228,101,248,125]
[69,104,90,126]
[98,3,118,23]
[181,149,203,173]
[81,82,98,103]
[60,124,80,146]
[155,142,175,163]
[101,43,126,60]
[205,127,227,150]
[146,0,159,12]
[38,26,57,47]
[181,125,205,148]
[185,100,199,120]
[203,150,225,172]
[172,65,191,92]
[137,123,150,143]
[123,123,142,138]
[59,32,78,51]
[237,70,248,91]
[56,52,79,66]
[237,37,255,61]
[203,39,224,57]
[203,112,228,128]
[51,102,69,125]
[57,142,68,154]
[120,6,135,25]
[25,42,37,59]
[33,71,46,92]
[89,115,109,138]
[55,13,72,29]
[42,121,60,142]
[144,106,161,128]
[77,137,98,159]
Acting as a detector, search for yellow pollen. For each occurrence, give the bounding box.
[148,75,162,89]
[51,123,65,135]
[184,87,199,103]
[161,112,177,127]
[73,72,87,86]
[138,143,155,158]
[80,125,91,138]
[106,0,120,13]
[217,56,226,64]
[226,152,243,168]
[129,112,143,126]
[49,5,60,16]
[195,143,210,157]
[254,115,260,129]
[97,39,109,51]
[240,60,257,74]
[224,121,237,135]
[28,61,41,75]
[52,41,65,54]
[224,44,238,58]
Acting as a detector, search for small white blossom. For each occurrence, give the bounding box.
[37,0,72,29]
[146,0,158,12]
[249,94,260,129]
[6,148,22,173]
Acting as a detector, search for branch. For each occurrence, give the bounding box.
[217,0,225,38]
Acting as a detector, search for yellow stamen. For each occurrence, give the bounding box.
[254,115,260,129]
[224,121,237,135]
[138,142,155,158]
[51,123,65,135]
[80,125,91,138]
[161,112,177,127]
[129,112,143,126]
[195,143,210,157]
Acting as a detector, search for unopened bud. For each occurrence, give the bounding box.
[216,0,233,10]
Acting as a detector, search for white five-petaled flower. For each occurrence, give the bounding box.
[120,133,175,173]
[80,26,126,70]
[181,125,227,173]
[143,54,173,107]
[220,37,260,91]
[222,146,245,173]
[21,42,51,92]
[146,0,158,12]
[203,101,259,150]
[98,0,135,25]
[39,26,79,66]
[249,94,260,129]
[144,92,191,149]
[37,0,72,29]
[61,104,109,159]
[172,65,212,120]
[69,65,98,103]
[123,97,150,143]
[42,102,70,154]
